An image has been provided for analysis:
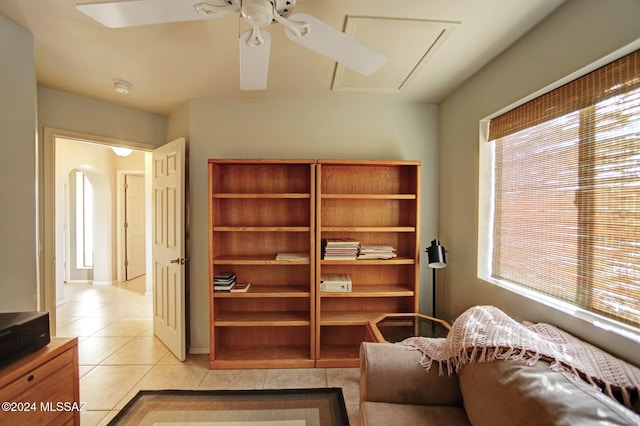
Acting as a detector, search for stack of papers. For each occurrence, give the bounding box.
[275,253,309,261]
[322,238,360,260]
[357,245,397,260]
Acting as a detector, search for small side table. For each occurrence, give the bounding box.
[369,313,451,343]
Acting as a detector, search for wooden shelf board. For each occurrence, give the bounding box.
[210,159,315,165]
[211,359,315,369]
[319,257,415,265]
[213,345,310,360]
[319,285,414,297]
[319,311,383,325]
[317,159,420,165]
[315,358,360,368]
[214,255,310,265]
[212,345,313,369]
[321,194,416,200]
[215,311,311,326]
[214,193,311,199]
[316,344,361,368]
[213,226,311,232]
[321,226,415,233]
[214,286,311,298]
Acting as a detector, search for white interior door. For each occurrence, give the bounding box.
[125,174,146,280]
[152,137,186,361]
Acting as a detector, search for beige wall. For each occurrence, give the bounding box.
[37,88,166,146]
[184,99,439,351]
[32,90,439,353]
[0,16,37,312]
[439,0,640,364]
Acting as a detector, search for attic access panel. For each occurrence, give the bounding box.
[332,16,459,93]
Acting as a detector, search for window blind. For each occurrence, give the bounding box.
[489,50,640,327]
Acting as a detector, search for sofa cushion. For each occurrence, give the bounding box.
[458,360,640,426]
[358,401,470,426]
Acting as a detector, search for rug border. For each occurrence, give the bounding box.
[108,387,349,426]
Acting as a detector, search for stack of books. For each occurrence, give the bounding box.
[320,273,352,292]
[357,244,397,260]
[322,238,360,260]
[213,273,236,292]
[213,273,251,292]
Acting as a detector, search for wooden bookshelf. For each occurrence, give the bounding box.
[208,159,315,369]
[315,160,421,367]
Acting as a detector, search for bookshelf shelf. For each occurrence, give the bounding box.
[214,311,311,326]
[208,159,315,369]
[212,345,312,369]
[213,256,311,265]
[319,284,414,298]
[321,194,416,200]
[319,257,415,265]
[213,193,311,199]
[321,226,416,233]
[315,160,421,367]
[214,285,311,298]
[213,226,311,232]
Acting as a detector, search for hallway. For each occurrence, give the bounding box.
[56,278,360,425]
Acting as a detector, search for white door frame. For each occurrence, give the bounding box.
[42,127,154,335]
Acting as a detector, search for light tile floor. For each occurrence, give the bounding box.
[57,277,360,425]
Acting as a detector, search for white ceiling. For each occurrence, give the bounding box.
[0,0,565,115]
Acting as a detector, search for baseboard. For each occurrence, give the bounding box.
[66,280,91,284]
[189,347,209,355]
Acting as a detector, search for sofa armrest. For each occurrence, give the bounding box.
[360,342,464,406]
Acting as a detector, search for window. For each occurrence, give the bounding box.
[483,49,640,328]
[75,171,94,269]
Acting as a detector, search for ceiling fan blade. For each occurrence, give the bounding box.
[239,29,271,91]
[76,0,230,28]
[284,13,387,76]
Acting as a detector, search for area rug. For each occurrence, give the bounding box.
[108,388,349,426]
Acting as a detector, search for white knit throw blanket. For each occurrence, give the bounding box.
[400,305,640,410]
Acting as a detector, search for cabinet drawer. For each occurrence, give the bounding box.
[0,348,76,425]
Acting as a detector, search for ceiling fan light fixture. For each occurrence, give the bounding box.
[113,79,133,95]
[241,0,274,27]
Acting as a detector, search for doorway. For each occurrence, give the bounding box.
[43,128,155,333]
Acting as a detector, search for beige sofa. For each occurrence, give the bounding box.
[359,341,640,426]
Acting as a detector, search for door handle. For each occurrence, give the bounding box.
[170,257,188,265]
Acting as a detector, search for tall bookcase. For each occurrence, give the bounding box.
[315,160,421,367]
[208,159,315,369]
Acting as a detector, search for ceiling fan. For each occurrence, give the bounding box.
[76,0,388,90]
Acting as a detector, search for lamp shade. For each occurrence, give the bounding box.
[427,239,447,268]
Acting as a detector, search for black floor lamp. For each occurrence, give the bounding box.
[426,239,447,318]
